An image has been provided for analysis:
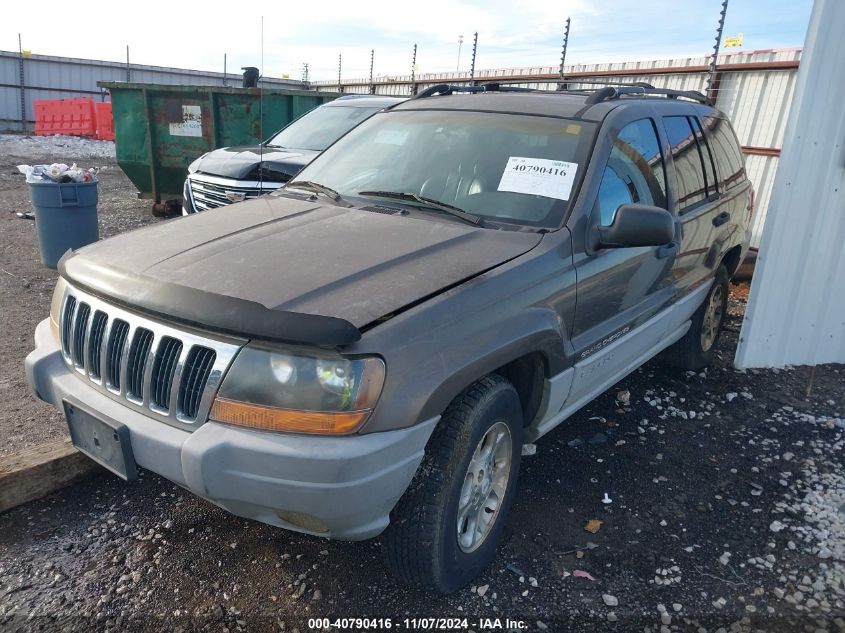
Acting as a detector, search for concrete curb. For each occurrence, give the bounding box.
[0,439,98,513]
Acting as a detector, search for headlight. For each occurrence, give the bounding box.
[209,345,385,435]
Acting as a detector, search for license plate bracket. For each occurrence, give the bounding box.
[64,400,138,481]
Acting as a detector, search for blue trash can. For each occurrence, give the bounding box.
[28,180,99,268]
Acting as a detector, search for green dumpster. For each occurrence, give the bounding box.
[98,82,338,215]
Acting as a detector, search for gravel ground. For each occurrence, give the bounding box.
[1,135,844,633]
[1,287,844,631]
[0,134,158,456]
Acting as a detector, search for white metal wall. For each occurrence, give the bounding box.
[0,51,306,131]
[736,0,845,369]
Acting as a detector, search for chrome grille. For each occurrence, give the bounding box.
[126,328,154,401]
[87,311,108,379]
[61,295,76,357]
[106,319,129,391]
[150,337,183,411]
[72,303,90,367]
[58,285,242,428]
[187,174,283,212]
[178,347,216,420]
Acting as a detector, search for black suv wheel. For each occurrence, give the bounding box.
[382,374,523,593]
[665,264,730,370]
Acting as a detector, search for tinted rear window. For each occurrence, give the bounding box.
[702,116,746,190]
[663,116,708,211]
[691,117,718,196]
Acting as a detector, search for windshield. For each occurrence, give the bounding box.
[266,105,382,151]
[289,109,596,228]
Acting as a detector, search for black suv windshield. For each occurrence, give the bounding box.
[290,109,596,228]
[266,105,383,151]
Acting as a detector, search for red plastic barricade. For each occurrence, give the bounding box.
[95,102,114,141]
[34,98,97,137]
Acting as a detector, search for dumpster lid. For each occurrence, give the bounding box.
[58,252,361,348]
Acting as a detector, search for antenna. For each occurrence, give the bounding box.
[338,54,343,94]
[259,15,264,191]
[223,53,227,86]
[557,18,571,91]
[469,32,478,86]
[410,43,418,96]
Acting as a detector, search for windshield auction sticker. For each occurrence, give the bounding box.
[374,129,410,145]
[497,157,578,200]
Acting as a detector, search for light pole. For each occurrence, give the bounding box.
[457,34,464,72]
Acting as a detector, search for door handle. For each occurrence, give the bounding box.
[656,242,678,259]
[712,211,731,227]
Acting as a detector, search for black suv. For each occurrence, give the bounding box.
[27,83,752,593]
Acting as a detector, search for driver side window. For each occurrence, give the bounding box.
[597,118,667,226]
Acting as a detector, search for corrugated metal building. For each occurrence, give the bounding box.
[0,51,305,132]
[314,49,801,249]
[735,0,845,369]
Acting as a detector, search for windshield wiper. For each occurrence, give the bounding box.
[357,190,485,227]
[286,180,341,201]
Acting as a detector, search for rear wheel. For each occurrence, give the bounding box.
[382,374,523,593]
[665,264,729,370]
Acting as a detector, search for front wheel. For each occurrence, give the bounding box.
[382,374,523,593]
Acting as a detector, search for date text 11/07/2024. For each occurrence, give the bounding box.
[306,617,529,630]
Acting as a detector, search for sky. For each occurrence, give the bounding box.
[2,0,814,82]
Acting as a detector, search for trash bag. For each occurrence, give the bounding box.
[18,163,99,184]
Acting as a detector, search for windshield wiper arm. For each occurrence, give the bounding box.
[286,180,341,201]
[357,190,484,227]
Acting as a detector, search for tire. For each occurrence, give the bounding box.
[664,264,730,370]
[382,374,523,593]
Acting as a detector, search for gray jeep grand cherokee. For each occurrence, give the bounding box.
[26,83,752,592]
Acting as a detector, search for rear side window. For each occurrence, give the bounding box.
[702,116,746,190]
[597,118,667,226]
[691,117,718,196]
[663,116,708,212]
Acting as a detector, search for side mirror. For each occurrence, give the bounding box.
[595,204,675,249]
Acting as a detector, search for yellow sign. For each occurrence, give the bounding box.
[724,33,743,48]
[22,50,32,56]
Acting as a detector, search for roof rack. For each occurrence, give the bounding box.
[481,77,711,104]
[584,85,711,105]
[410,80,711,106]
[412,83,536,99]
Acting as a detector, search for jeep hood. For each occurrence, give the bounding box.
[195,145,318,181]
[60,196,543,346]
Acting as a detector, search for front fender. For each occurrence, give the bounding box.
[417,308,566,421]
[354,233,577,434]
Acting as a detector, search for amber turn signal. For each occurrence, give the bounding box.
[210,397,370,435]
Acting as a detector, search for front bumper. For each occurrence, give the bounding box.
[25,318,436,540]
